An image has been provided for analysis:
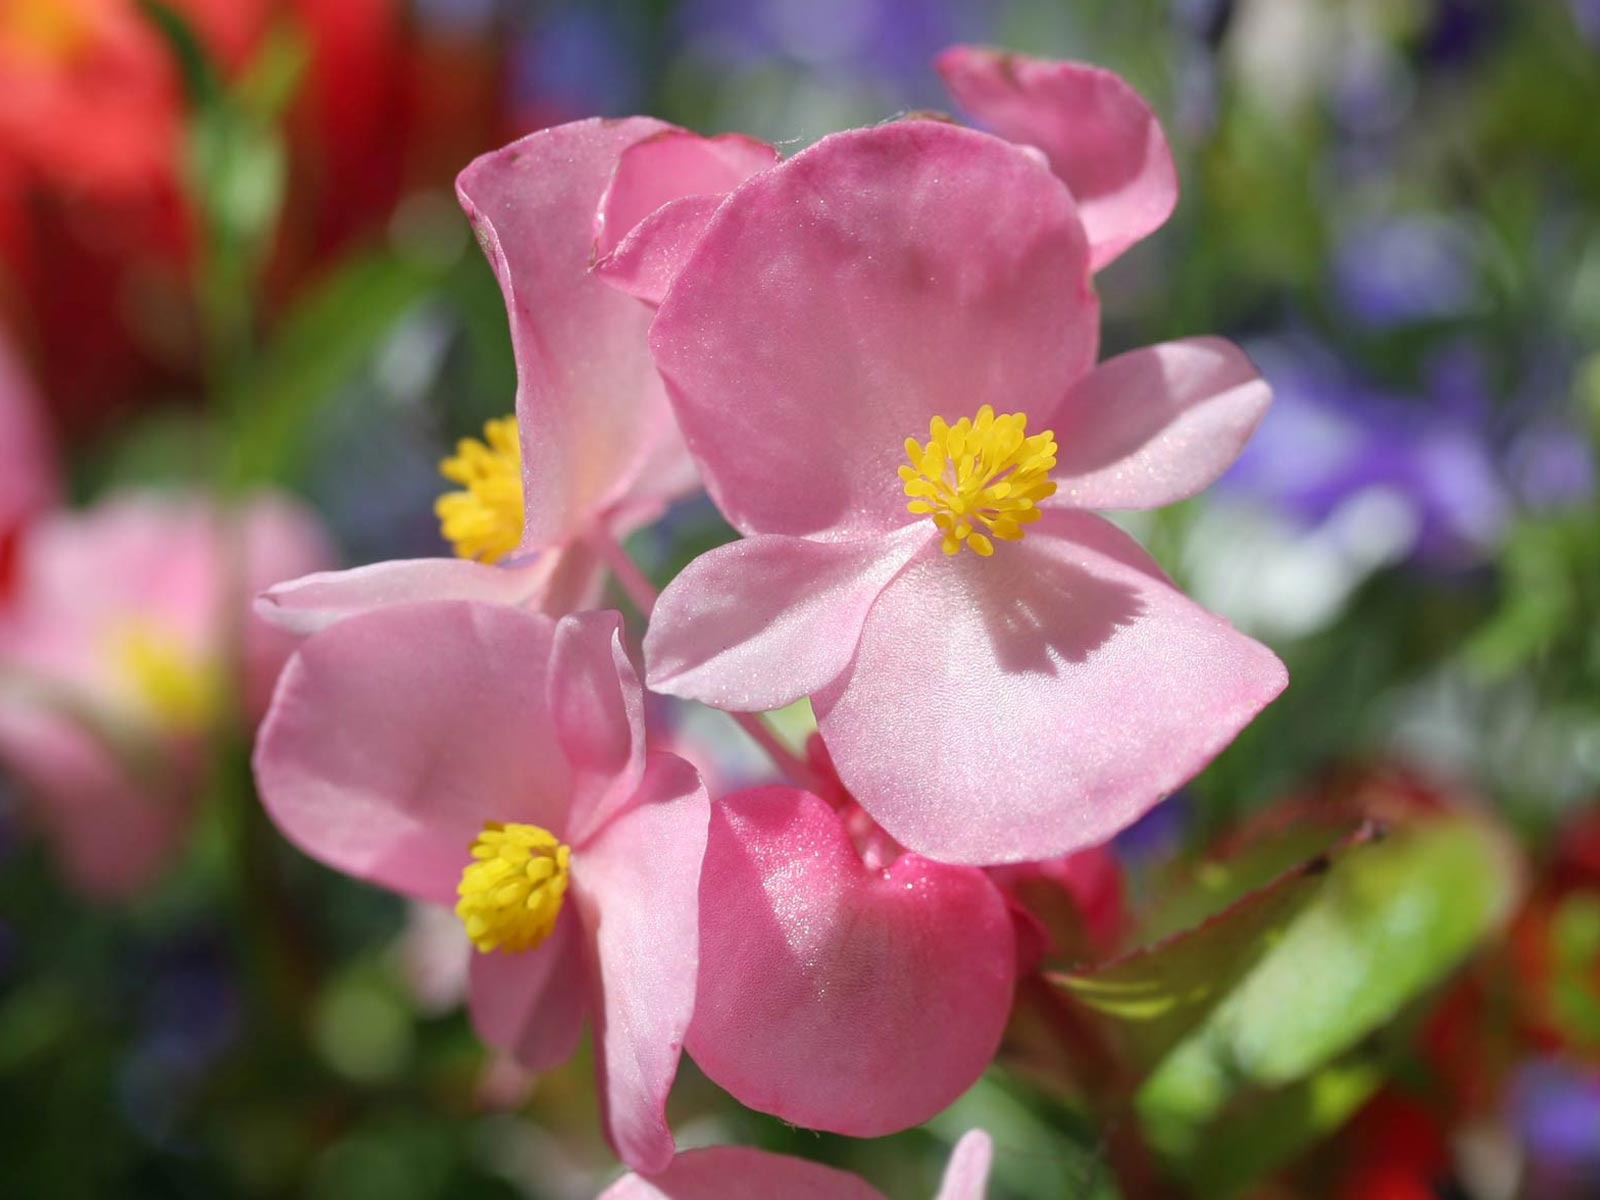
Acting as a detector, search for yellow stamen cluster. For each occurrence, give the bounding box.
[456,822,571,954]
[110,621,221,732]
[900,406,1057,556]
[435,416,525,563]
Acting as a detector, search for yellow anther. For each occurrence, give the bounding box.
[900,406,1057,556]
[109,621,222,732]
[456,822,571,954]
[435,416,525,564]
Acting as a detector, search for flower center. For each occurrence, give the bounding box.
[900,406,1057,557]
[455,821,571,954]
[109,620,221,732]
[435,416,525,564]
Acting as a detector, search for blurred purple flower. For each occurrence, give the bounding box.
[511,3,649,120]
[1571,0,1600,46]
[1224,336,1508,567]
[1510,1059,1600,1193]
[1334,214,1480,328]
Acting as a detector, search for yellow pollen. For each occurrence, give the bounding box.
[109,620,222,732]
[455,822,571,954]
[900,406,1058,557]
[435,416,525,563]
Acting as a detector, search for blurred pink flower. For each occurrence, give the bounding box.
[643,117,1286,866]
[688,785,1015,1135]
[258,119,770,635]
[254,603,708,1172]
[0,490,331,896]
[601,1129,994,1200]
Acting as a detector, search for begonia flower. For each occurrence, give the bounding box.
[600,1128,994,1200]
[0,490,331,896]
[253,602,709,1171]
[643,118,1286,866]
[689,785,1016,1134]
[259,119,771,634]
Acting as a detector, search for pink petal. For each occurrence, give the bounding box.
[600,1147,886,1200]
[238,496,337,721]
[550,610,646,844]
[594,193,723,309]
[571,751,709,1172]
[253,556,572,637]
[934,1130,995,1200]
[688,788,1015,1136]
[644,526,929,712]
[650,120,1098,540]
[0,708,189,900]
[937,46,1178,271]
[1049,338,1271,511]
[467,907,589,1071]
[457,118,687,548]
[594,129,776,260]
[814,511,1287,865]
[253,601,571,905]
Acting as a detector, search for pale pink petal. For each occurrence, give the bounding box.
[595,193,723,309]
[1049,338,1271,511]
[550,610,646,844]
[688,788,1015,1136]
[814,511,1287,865]
[239,496,336,721]
[457,118,685,548]
[571,752,709,1172]
[937,46,1178,271]
[595,129,776,260]
[644,525,929,712]
[253,557,564,637]
[253,601,571,905]
[467,907,590,1071]
[650,120,1097,540]
[600,1147,886,1200]
[934,1130,995,1200]
[0,707,190,899]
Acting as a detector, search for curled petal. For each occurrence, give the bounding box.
[815,511,1287,865]
[1049,338,1271,511]
[644,526,929,712]
[253,601,570,904]
[688,788,1015,1136]
[572,752,710,1172]
[468,906,589,1072]
[938,45,1177,270]
[651,120,1097,539]
[550,610,647,844]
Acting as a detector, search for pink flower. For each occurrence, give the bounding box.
[258,119,772,635]
[0,490,331,896]
[601,1129,994,1200]
[253,603,709,1171]
[689,785,1016,1135]
[641,115,1286,867]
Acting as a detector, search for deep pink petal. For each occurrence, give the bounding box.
[650,120,1098,539]
[934,1130,995,1200]
[253,601,571,905]
[644,526,929,712]
[253,557,570,637]
[595,129,776,260]
[1049,338,1271,511]
[600,1147,886,1200]
[467,907,589,1071]
[815,511,1287,865]
[550,610,646,844]
[571,751,709,1172]
[938,46,1177,271]
[688,788,1015,1136]
[457,118,688,547]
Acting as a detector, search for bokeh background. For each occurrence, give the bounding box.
[1,0,1598,1196]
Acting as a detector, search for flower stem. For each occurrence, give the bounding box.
[594,532,827,793]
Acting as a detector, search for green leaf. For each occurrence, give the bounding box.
[226,252,441,486]
[1138,813,1519,1128]
[137,0,221,107]
[1054,823,1371,1083]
